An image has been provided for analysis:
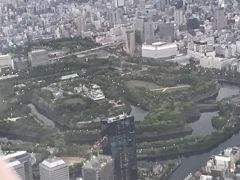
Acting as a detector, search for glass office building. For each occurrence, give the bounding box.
[101,114,137,180]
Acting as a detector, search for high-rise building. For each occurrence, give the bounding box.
[215,8,227,31]
[3,151,33,180]
[75,16,86,37]
[101,114,137,180]
[158,0,170,11]
[39,158,70,180]
[124,28,136,56]
[156,22,175,42]
[135,18,144,43]
[139,0,145,11]
[7,160,26,180]
[218,0,225,8]
[114,0,124,8]
[112,9,123,25]
[143,20,154,44]
[28,49,49,67]
[82,155,114,180]
[174,1,186,27]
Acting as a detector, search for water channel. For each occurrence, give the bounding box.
[130,83,240,180]
[1,82,239,179]
[190,84,240,136]
[169,83,240,180]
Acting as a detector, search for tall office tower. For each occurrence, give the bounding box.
[28,49,49,67]
[158,0,170,11]
[113,9,123,25]
[114,0,124,8]
[82,155,114,180]
[39,158,70,180]
[218,0,225,8]
[135,18,144,43]
[139,0,145,11]
[75,16,86,37]
[156,22,175,42]
[174,0,186,27]
[3,151,33,180]
[7,161,26,180]
[124,28,136,56]
[215,8,227,31]
[143,20,154,44]
[101,114,137,180]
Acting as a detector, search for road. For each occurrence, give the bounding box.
[50,41,124,61]
[150,85,191,92]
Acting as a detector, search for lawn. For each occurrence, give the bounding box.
[125,80,161,90]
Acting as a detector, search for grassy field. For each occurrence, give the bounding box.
[125,80,161,90]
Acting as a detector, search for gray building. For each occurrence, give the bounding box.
[101,114,137,180]
[75,16,86,37]
[124,28,136,56]
[39,158,70,180]
[3,151,33,180]
[156,22,175,42]
[135,18,144,43]
[82,155,114,180]
[174,1,186,27]
[28,49,49,67]
[215,8,227,31]
[143,20,154,44]
[158,0,170,11]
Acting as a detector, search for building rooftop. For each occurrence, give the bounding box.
[60,74,79,80]
[142,43,177,50]
[0,54,11,58]
[42,158,66,168]
[152,41,167,46]
[30,49,47,53]
[83,155,113,170]
[105,113,131,123]
[7,160,21,168]
[215,155,231,161]
[3,151,27,161]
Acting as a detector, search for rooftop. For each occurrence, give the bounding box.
[105,113,131,124]
[60,74,79,80]
[41,158,66,168]
[83,155,113,170]
[7,160,21,168]
[31,49,47,53]
[0,54,11,58]
[142,43,177,50]
[3,151,27,161]
[152,41,167,46]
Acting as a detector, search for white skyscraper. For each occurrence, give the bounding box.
[3,151,33,180]
[218,0,225,8]
[39,158,70,180]
[7,160,26,180]
[82,155,114,180]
